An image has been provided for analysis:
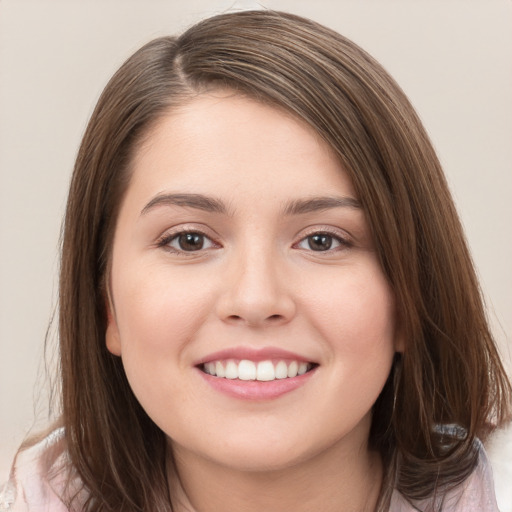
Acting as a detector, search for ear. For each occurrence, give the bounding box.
[105,297,122,356]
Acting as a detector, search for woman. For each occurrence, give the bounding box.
[1,9,510,512]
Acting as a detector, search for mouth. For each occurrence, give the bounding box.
[200,359,317,382]
[195,347,319,400]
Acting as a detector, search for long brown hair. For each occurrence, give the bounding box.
[57,10,511,511]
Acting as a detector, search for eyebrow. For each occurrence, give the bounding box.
[140,193,361,217]
[141,193,228,216]
[281,196,362,215]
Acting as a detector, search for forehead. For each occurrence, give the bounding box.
[127,90,356,207]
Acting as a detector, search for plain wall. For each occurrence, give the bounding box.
[1,0,511,492]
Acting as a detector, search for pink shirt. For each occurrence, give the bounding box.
[0,428,500,511]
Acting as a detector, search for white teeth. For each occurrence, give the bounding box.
[225,360,238,379]
[238,360,256,380]
[275,361,288,379]
[256,360,275,381]
[203,359,313,381]
[287,361,298,378]
[215,361,226,378]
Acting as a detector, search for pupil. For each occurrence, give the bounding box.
[179,233,203,251]
[309,234,332,251]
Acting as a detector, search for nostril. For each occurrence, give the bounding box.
[224,313,285,326]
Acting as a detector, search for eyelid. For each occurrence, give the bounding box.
[155,224,221,254]
[292,225,353,251]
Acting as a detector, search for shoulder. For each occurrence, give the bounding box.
[0,428,85,512]
[390,438,499,512]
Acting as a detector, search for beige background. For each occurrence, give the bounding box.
[1,0,511,505]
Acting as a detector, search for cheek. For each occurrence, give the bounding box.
[309,266,395,344]
[111,269,213,426]
[310,272,396,428]
[111,263,216,384]
[302,261,397,386]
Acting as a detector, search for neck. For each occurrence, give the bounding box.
[167,429,383,512]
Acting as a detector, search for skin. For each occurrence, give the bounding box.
[106,90,402,512]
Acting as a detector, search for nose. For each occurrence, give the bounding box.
[215,247,296,327]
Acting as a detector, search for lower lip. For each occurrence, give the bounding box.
[197,367,317,401]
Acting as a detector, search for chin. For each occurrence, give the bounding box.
[209,445,312,474]
[179,428,339,475]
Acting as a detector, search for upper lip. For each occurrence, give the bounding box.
[195,346,316,366]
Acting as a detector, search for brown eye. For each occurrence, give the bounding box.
[176,233,205,251]
[307,234,333,251]
[295,231,348,253]
[161,231,216,253]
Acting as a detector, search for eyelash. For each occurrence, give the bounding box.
[155,227,352,255]
[293,228,352,253]
[156,229,219,255]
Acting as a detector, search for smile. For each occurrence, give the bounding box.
[202,359,315,381]
[196,347,319,400]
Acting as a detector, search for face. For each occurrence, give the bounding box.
[106,90,400,473]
